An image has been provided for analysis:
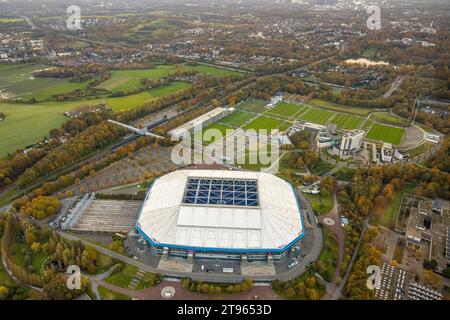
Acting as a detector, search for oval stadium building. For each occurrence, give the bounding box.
[135,169,305,261]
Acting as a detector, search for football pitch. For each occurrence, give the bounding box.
[236,98,267,113]
[265,102,308,119]
[297,107,334,125]
[366,123,405,144]
[329,113,364,130]
[243,116,291,131]
[216,110,255,127]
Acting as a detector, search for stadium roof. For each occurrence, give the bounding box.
[136,170,304,252]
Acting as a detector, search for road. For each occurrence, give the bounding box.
[383,75,405,99]
[58,196,323,283]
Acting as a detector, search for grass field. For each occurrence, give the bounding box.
[297,107,333,125]
[303,193,334,215]
[0,63,98,101]
[308,99,373,116]
[236,98,267,113]
[98,286,131,300]
[106,81,191,110]
[0,81,191,156]
[405,142,434,157]
[329,113,364,130]
[104,264,138,288]
[374,185,414,229]
[243,116,291,131]
[217,110,255,127]
[317,229,338,282]
[265,102,307,119]
[97,64,240,93]
[366,123,405,144]
[370,112,407,126]
[362,48,377,58]
[10,243,47,276]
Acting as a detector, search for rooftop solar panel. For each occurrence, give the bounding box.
[182,177,259,207]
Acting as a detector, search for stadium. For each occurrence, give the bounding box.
[135,169,305,261]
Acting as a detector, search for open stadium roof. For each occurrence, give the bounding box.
[136,170,304,252]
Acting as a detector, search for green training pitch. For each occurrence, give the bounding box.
[297,107,334,125]
[366,123,405,144]
[243,116,291,131]
[198,123,234,145]
[265,102,308,119]
[236,98,267,114]
[329,113,364,130]
[216,110,255,127]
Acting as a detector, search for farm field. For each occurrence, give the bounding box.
[297,106,333,125]
[366,123,405,144]
[308,99,373,116]
[217,110,255,127]
[96,64,241,93]
[106,81,191,110]
[0,82,191,156]
[243,116,291,131]
[0,63,98,101]
[236,98,267,113]
[0,101,71,157]
[265,102,308,119]
[329,113,364,130]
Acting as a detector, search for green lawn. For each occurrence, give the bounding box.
[366,123,405,144]
[236,98,267,113]
[217,110,255,127]
[243,116,291,131]
[297,107,334,125]
[405,142,434,157]
[135,273,162,290]
[317,230,338,282]
[303,192,334,215]
[370,112,407,126]
[329,113,364,130]
[9,243,48,276]
[375,185,414,229]
[98,286,131,300]
[104,264,138,288]
[362,48,377,58]
[0,252,17,288]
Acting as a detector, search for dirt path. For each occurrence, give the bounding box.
[318,191,345,299]
[92,279,280,300]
